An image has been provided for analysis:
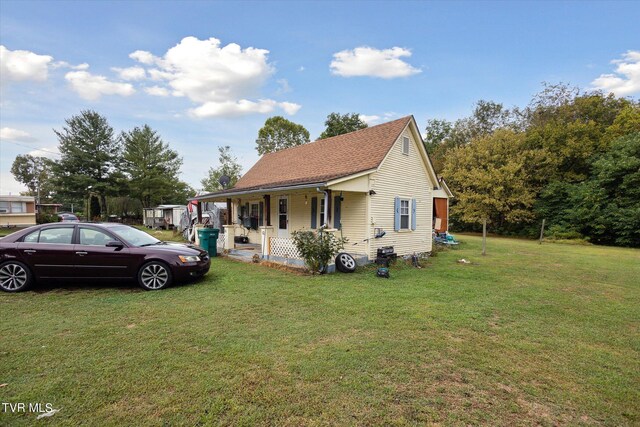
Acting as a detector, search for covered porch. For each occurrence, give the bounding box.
[192,179,371,267]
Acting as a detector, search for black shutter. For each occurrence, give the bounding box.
[311,197,317,229]
[259,201,264,227]
[333,195,342,230]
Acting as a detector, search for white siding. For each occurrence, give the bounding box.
[337,192,368,255]
[368,126,433,259]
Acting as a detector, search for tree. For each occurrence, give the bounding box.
[121,125,186,207]
[201,146,242,192]
[10,154,55,202]
[443,130,549,231]
[256,116,310,155]
[318,112,368,139]
[52,110,124,219]
[573,133,640,246]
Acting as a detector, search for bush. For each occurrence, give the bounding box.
[291,230,347,274]
[36,213,58,224]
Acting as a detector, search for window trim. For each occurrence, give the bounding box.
[402,136,409,155]
[399,198,410,230]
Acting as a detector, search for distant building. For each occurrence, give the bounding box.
[0,195,36,228]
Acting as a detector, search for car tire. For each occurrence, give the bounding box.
[335,252,357,273]
[0,261,34,292]
[138,261,172,291]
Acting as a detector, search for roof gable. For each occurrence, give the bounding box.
[233,116,413,190]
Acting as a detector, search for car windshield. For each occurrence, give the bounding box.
[109,225,161,247]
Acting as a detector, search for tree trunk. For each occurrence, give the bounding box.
[482,218,487,256]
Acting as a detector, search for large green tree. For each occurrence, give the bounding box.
[256,116,310,155]
[10,154,55,202]
[201,146,242,192]
[318,112,368,139]
[443,129,549,231]
[52,110,124,218]
[121,124,188,207]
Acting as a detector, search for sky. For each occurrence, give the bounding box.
[1,0,638,195]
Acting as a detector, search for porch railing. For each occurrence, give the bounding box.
[216,232,227,251]
[269,237,301,259]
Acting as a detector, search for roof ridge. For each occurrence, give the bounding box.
[259,115,413,158]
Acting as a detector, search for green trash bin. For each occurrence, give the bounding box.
[197,228,211,253]
[209,228,220,257]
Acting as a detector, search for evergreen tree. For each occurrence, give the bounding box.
[121,124,186,207]
[52,110,124,218]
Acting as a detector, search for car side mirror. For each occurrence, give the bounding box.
[106,241,124,250]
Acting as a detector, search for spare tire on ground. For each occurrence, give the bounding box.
[335,252,357,273]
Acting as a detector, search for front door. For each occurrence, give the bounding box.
[278,196,288,238]
[74,226,134,279]
[17,225,77,279]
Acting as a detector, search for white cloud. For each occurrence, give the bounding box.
[330,46,422,79]
[52,61,89,70]
[65,70,135,100]
[112,66,146,81]
[0,45,53,83]
[0,127,36,142]
[129,50,157,65]
[591,50,640,96]
[279,101,302,115]
[129,36,299,117]
[189,99,301,118]
[144,85,170,96]
[276,78,291,94]
[360,112,398,125]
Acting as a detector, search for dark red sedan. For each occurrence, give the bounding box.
[0,223,210,292]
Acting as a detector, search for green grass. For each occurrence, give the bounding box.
[1,235,638,425]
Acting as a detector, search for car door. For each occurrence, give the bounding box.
[17,225,77,279]
[74,226,134,279]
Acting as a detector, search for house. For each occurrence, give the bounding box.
[192,116,448,266]
[0,195,36,228]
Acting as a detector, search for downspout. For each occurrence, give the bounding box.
[316,187,329,228]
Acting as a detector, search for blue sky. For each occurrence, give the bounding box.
[1,0,638,194]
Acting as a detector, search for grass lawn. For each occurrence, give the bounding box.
[1,235,638,425]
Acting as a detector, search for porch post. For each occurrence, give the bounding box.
[264,195,271,226]
[196,201,202,224]
[226,198,232,225]
[260,226,273,259]
[223,224,236,251]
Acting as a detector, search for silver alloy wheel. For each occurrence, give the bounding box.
[140,263,169,289]
[338,253,356,269]
[0,263,28,291]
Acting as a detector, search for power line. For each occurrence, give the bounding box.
[0,139,61,157]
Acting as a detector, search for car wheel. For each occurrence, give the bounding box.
[0,261,33,292]
[335,252,357,273]
[138,261,172,290]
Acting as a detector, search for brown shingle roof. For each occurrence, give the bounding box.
[233,116,413,191]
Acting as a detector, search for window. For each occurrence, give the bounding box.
[278,198,287,230]
[400,199,410,229]
[79,228,113,246]
[402,136,409,155]
[0,201,8,213]
[319,198,325,227]
[38,227,74,244]
[23,230,40,243]
[250,203,259,230]
[11,202,26,213]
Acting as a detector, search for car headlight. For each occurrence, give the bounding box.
[179,255,201,263]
